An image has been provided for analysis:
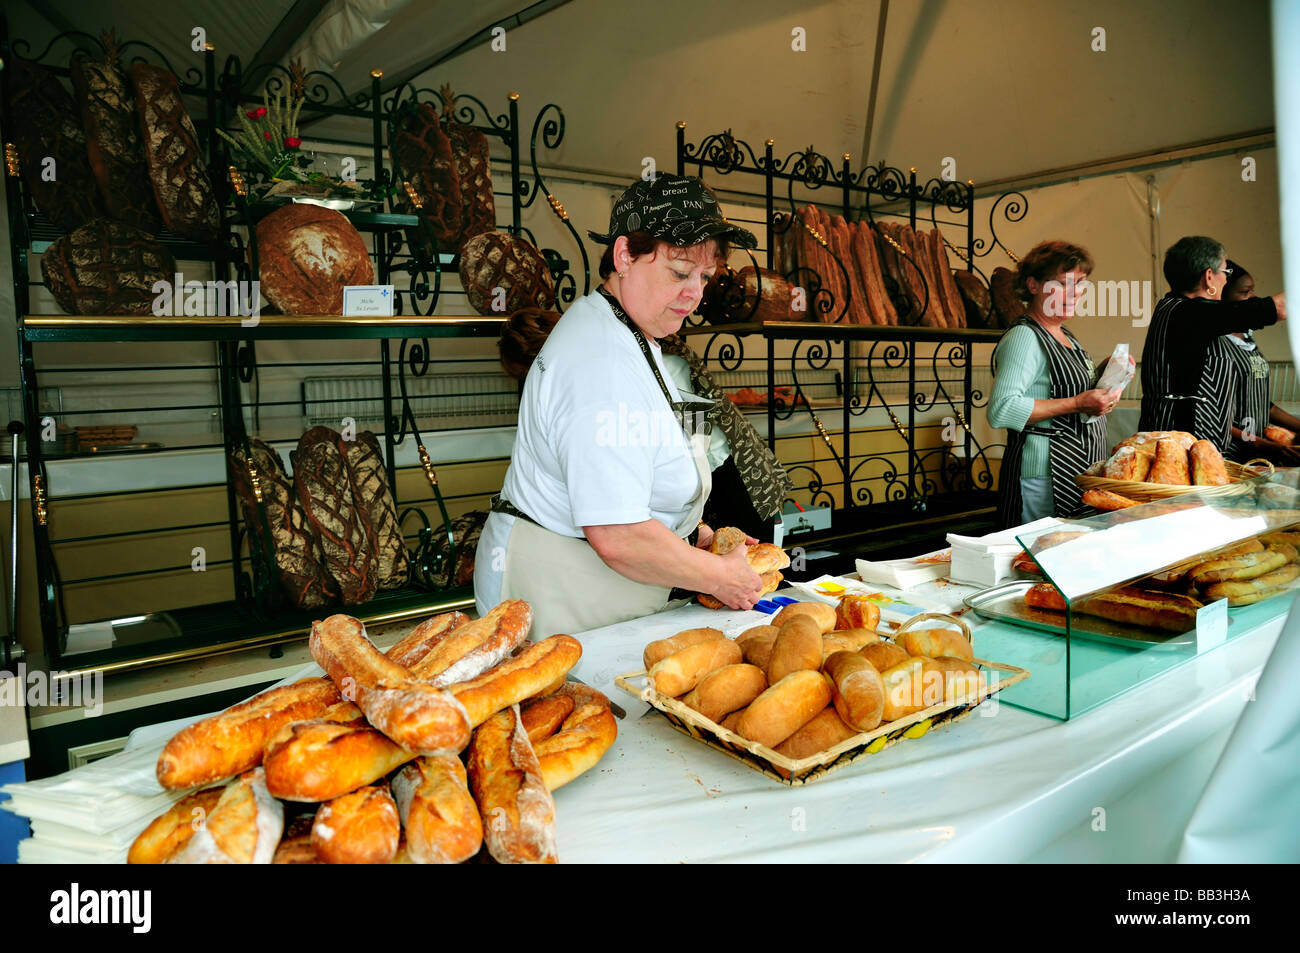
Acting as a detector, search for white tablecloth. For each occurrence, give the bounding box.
[548,598,1286,863]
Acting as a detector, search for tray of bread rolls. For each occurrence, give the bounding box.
[128,600,618,865]
[616,603,1029,786]
[1076,431,1268,507]
[980,529,1300,648]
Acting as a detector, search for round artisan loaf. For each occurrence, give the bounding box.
[681,663,768,723]
[643,627,724,671]
[256,204,374,315]
[736,670,832,749]
[823,650,885,732]
[41,219,175,315]
[459,230,556,316]
[766,616,824,683]
[773,601,837,634]
[736,265,793,322]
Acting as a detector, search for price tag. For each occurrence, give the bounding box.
[1195,598,1228,654]
[343,285,395,316]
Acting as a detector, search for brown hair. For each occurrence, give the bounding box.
[498,307,563,381]
[597,231,730,279]
[1015,240,1094,302]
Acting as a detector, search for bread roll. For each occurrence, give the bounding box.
[736,670,832,748]
[1265,424,1296,445]
[736,625,780,669]
[879,657,929,722]
[823,651,885,732]
[1190,440,1230,486]
[649,638,742,696]
[643,627,725,670]
[519,693,576,744]
[898,626,973,662]
[1148,438,1191,485]
[773,601,837,634]
[861,641,909,672]
[772,706,858,760]
[766,616,825,683]
[835,595,881,631]
[681,664,768,723]
[391,755,482,864]
[821,629,879,659]
[719,709,745,734]
[1104,446,1148,481]
[311,784,400,865]
[128,787,224,864]
[925,657,986,703]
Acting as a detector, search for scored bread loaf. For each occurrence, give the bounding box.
[311,784,400,865]
[879,657,929,722]
[391,755,483,864]
[344,432,410,590]
[467,704,558,864]
[294,427,378,605]
[1148,438,1191,485]
[1189,439,1230,486]
[821,628,879,659]
[128,787,224,864]
[262,715,413,803]
[167,769,283,865]
[408,599,533,687]
[449,634,583,727]
[384,610,471,669]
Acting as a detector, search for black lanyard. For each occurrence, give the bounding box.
[596,288,714,435]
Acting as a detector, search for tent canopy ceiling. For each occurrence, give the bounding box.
[4,0,1273,185]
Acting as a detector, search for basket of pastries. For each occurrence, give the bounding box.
[616,600,1028,785]
[129,600,617,865]
[1076,431,1271,508]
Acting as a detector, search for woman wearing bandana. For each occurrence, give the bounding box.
[475,175,776,639]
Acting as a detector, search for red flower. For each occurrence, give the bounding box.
[263,131,272,140]
[247,107,268,119]
[284,136,302,148]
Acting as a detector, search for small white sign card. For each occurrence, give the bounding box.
[1195,598,1228,654]
[343,285,395,316]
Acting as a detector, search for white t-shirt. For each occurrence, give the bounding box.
[499,291,703,537]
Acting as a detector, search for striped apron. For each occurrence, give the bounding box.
[1225,332,1272,459]
[1193,336,1239,454]
[1138,295,1183,433]
[996,317,1108,529]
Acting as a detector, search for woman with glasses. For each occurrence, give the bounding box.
[1220,261,1300,462]
[1138,236,1286,452]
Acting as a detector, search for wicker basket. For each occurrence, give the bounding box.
[615,612,1030,786]
[1075,459,1272,502]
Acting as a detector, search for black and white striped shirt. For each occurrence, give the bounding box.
[1139,293,1278,440]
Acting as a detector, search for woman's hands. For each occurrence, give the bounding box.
[1075,386,1123,416]
[707,545,764,610]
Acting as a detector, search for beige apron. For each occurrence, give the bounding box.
[499,426,712,639]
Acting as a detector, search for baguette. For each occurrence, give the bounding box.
[384,610,471,668]
[736,670,832,749]
[168,768,283,865]
[772,601,837,634]
[1026,582,1202,632]
[450,634,584,727]
[519,693,576,744]
[262,715,413,803]
[1189,548,1287,584]
[824,650,885,732]
[766,616,825,683]
[649,638,742,696]
[128,787,224,864]
[1204,563,1300,602]
[1190,439,1230,486]
[467,705,558,864]
[408,599,532,687]
[310,614,471,756]
[156,677,342,790]
[835,594,881,631]
[311,784,400,865]
[643,627,724,670]
[391,755,483,864]
[1082,488,1143,511]
[534,682,619,791]
[681,664,768,723]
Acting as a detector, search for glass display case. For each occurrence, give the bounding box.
[965,470,1300,719]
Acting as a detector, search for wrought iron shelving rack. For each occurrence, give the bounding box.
[675,124,1028,550]
[1,27,588,676]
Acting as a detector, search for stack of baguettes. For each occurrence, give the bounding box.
[130,600,617,865]
[643,596,985,777]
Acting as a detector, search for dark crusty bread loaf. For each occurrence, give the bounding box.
[41,219,175,315]
[294,427,378,605]
[344,431,410,590]
[256,204,374,315]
